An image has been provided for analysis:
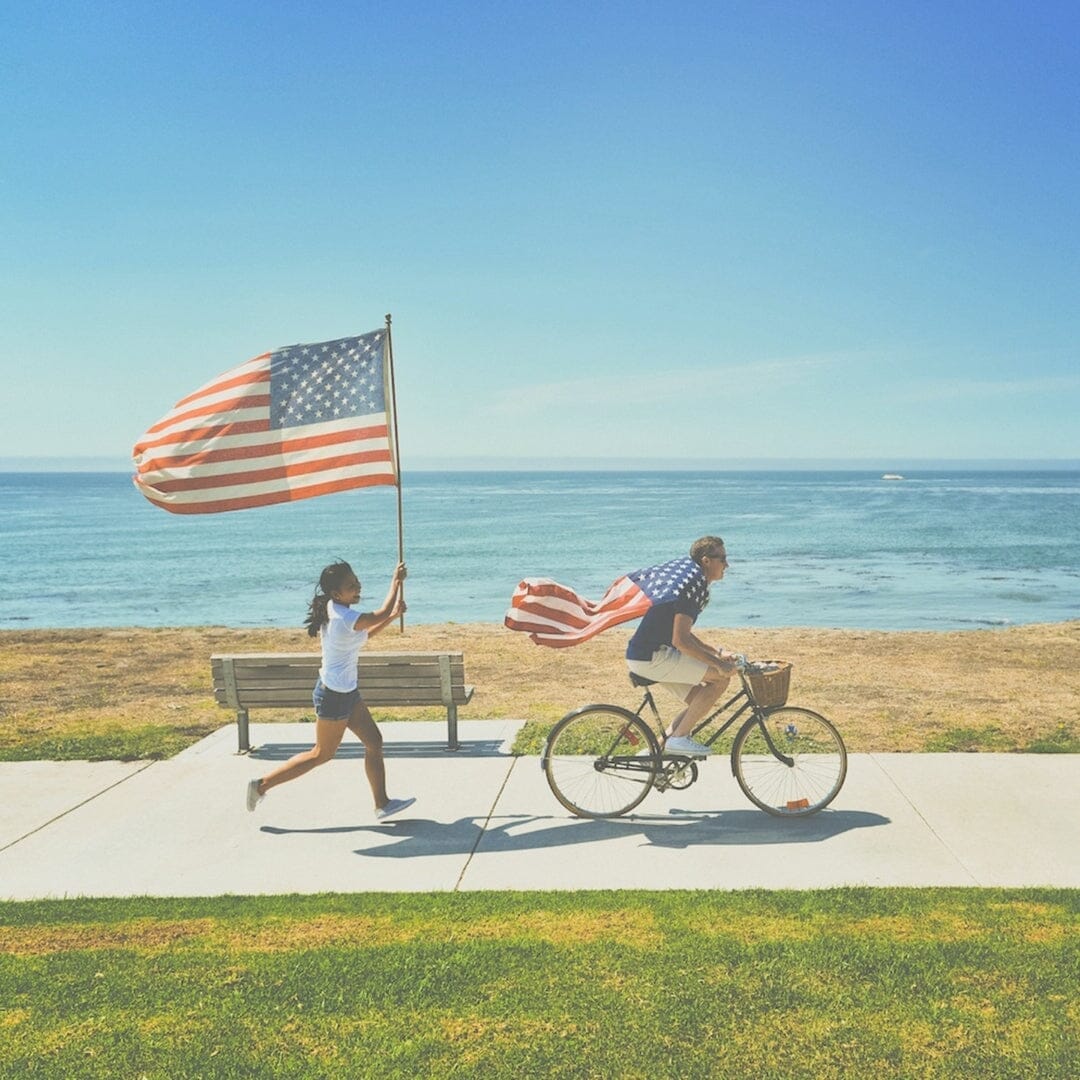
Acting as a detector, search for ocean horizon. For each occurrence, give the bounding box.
[4,456,1080,473]
[1,468,1078,633]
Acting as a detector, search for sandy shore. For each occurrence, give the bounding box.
[2,621,1078,756]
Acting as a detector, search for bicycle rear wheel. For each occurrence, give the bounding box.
[542,706,660,818]
[732,707,847,817]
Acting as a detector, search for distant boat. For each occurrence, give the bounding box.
[881,473,905,481]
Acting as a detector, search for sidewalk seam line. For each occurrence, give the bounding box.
[0,761,157,855]
[868,754,981,885]
[454,756,518,891]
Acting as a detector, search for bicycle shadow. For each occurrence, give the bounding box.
[316,807,892,860]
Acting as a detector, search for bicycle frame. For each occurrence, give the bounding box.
[632,669,796,770]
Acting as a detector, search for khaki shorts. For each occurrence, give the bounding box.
[626,645,710,703]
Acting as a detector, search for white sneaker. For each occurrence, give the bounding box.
[663,736,711,757]
[376,796,416,820]
[246,779,264,812]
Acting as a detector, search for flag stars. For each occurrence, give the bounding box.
[269,333,387,429]
[629,557,707,607]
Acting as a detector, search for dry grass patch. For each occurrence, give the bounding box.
[701,911,990,945]
[1,908,667,955]
[462,909,664,947]
[0,918,218,956]
[1,621,1078,757]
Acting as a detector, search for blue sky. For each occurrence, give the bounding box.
[3,1,1078,467]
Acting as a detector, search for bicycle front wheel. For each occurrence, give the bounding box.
[732,707,847,817]
[542,706,660,819]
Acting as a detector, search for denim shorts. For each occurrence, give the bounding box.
[312,679,360,720]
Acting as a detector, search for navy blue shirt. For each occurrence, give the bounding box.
[625,558,710,661]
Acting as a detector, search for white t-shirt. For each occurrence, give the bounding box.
[319,601,370,691]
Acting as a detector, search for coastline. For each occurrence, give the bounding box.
[2,620,1079,759]
[4,457,1080,472]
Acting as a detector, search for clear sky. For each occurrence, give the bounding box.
[3,1,1078,468]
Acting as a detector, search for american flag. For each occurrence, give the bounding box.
[132,332,397,514]
[504,556,708,648]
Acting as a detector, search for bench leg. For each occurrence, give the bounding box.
[237,708,251,753]
[446,704,459,751]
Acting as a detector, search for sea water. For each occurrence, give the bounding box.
[1,470,1077,632]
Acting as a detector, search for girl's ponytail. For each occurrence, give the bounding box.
[304,592,332,637]
[303,560,354,637]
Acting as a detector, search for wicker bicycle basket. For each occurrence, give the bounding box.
[746,661,792,707]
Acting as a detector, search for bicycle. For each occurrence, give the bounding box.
[541,659,847,819]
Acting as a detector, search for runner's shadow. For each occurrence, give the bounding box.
[348,808,890,859]
[261,818,494,856]
[260,825,370,836]
[251,740,507,761]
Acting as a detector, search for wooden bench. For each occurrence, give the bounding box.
[211,652,473,752]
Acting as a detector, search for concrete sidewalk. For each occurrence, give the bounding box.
[1,722,1077,899]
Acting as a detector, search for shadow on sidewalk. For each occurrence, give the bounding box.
[262,808,888,858]
[249,739,509,760]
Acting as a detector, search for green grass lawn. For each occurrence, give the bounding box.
[2,888,1077,1078]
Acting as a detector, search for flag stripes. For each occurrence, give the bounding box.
[504,575,652,647]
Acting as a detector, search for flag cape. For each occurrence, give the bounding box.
[132,331,397,514]
[504,556,707,648]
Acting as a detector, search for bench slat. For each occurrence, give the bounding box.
[213,698,473,711]
[223,670,465,687]
[212,660,465,678]
[213,687,474,706]
[212,652,465,662]
[220,675,457,690]
[217,673,463,687]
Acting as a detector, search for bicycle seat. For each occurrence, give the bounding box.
[628,672,658,688]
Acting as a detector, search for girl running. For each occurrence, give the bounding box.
[246,559,415,819]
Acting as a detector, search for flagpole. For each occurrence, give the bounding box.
[385,312,406,632]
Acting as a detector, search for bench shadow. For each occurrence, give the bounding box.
[249,740,509,760]
[282,807,890,859]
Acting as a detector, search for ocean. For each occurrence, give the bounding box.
[1,470,1078,632]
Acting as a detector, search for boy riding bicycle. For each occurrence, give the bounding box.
[624,536,743,756]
